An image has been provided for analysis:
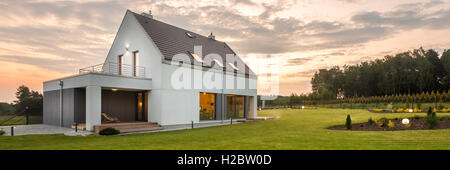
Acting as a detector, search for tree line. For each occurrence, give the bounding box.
[311,47,450,99]
[259,90,450,108]
[0,85,43,116]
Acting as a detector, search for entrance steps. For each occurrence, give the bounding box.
[73,121,164,134]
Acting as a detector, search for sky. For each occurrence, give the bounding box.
[1,0,450,102]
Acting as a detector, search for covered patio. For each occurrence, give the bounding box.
[43,72,152,131]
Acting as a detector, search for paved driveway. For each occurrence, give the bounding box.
[0,124,74,136]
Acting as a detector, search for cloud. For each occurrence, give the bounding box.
[351,1,450,30]
[285,57,312,66]
[282,69,317,78]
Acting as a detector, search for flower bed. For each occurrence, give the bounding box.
[368,108,449,113]
[329,116,450,131]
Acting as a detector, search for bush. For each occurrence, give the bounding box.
[414,115,421,120]
[378,117,389,127]
[425,107,438,129]
[345,114,352,130]
[368,117,375,125]
[99,128,120,135]
[438,104,444,110]
[0,128,4,136]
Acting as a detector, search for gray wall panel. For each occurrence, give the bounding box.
[215,94,222,120]
[43,90,60,126]
[62,89,74,127]
[74,88,86,123]
[244,96,249,118]
[44,89,76,128]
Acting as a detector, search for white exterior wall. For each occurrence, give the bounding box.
[157,63,257,125]
[85,86,101,131]
[104,11,163,88]
[103,11,165,124]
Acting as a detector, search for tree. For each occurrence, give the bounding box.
[12,85,43,116]
[425,49,446,90]
[426,107,438,129]
[441,49,450,90]
[310,48,448,99]
[345,114,352,130]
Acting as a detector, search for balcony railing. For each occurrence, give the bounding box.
[79,62,146,78]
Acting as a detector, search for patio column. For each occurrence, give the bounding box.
[248,95,256,118]
[86,85,101,131]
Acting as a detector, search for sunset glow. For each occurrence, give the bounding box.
[1,0,450,102]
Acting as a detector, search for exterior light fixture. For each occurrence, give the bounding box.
[125,43,130,51]
[111,88,118,91]
[11,126,16,136]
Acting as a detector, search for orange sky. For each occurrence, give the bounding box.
[1,0,450,102]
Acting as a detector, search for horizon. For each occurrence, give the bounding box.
[1,0,450,102]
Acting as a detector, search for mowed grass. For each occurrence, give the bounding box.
[0,109,449,150]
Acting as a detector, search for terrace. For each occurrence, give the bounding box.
[79,62,147,78]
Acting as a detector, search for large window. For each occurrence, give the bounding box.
[226,95,245,119]
[200,93,215,120]
[133,51,139,77]
[118,55,123,75]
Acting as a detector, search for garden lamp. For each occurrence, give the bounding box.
[402,118,409,125]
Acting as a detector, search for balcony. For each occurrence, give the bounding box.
[79,62,146,78]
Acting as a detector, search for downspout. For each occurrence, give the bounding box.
[59,80,64,127]
[221,67,225,124]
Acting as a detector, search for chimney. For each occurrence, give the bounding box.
[208,32,215,40]
[141,10,153,19]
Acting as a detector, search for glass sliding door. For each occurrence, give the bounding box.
[118,55,123,75]
[200,92,215,120]
[136,91,148,121]
[226,95,245,119]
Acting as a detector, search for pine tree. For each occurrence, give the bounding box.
[345,114,352,130]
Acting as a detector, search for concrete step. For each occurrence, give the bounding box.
[93,122,162,134]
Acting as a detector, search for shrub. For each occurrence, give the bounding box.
[99,128,120,135]
[414,115,421,120]
[425,109,438,129]
[0,128,4,136]
[378,117,389,127]
[388,120,395,128]
[416,103,422,109]
[368,117,375,125]
[345,114,352,130]
[438,104,444,110]
[427,107,433,117]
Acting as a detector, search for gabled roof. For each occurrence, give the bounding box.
[130,10,255,76]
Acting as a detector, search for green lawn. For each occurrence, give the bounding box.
[0,109,449,150]
[0,115,42,125]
